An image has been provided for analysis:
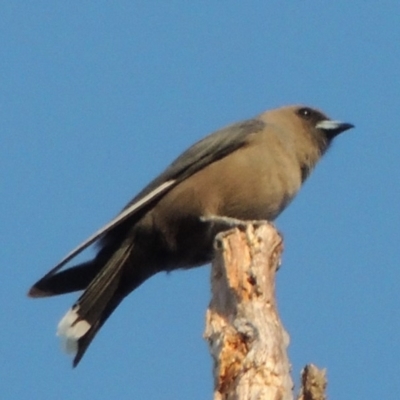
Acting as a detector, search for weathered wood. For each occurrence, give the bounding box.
[297,364,327,400]
[204,222,293,400]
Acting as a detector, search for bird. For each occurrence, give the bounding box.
[28,105,353,366]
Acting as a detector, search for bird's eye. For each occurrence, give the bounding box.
[297,107,314,120]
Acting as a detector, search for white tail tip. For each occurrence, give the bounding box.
[57,307,91,355]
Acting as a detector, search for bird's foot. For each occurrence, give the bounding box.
[200,215,271,252]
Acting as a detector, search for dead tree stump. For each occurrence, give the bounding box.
[204,222,327,400]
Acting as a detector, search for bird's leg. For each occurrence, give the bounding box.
[200,215,248,250]
[200,215,268,231]
[200,215,270,253]
[200,215,249,229]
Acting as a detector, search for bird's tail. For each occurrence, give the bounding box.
[28,261,100,298]
[55,241,133,367]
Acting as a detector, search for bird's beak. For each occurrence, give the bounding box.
[316,120,354,138]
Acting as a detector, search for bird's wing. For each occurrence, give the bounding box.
[42,118,265,276]
[129,118,266,202]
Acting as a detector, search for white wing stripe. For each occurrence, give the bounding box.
[50,179,176,273]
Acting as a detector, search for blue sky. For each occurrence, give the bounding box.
[2,2,400,399]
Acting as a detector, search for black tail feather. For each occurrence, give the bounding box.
[57,241,133,366]
[73,292,125,367]
[28,261,100,298]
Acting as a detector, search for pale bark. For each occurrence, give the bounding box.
[204,222,293,400]
[297,364,327,400]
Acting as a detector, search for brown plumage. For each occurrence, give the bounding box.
[28,105,353,366]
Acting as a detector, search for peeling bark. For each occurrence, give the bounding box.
[204,222,293,400]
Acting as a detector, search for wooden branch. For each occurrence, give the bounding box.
[204,222,293,400]
[297,364,327,400]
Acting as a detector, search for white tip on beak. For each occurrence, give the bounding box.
[316,120,354,132]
